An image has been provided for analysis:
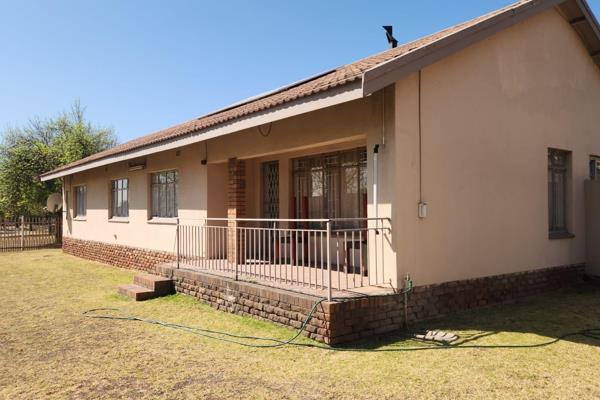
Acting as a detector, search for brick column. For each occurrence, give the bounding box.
[227,158,246,265]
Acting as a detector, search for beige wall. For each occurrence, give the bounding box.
[207,163,228,221]
[205,97,374,163]
[64,94,396,280]
[64,7,600,289]
[392,8,600,285]
[64,143,207,253]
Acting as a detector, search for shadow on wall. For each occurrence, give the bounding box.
[339,281,600,350]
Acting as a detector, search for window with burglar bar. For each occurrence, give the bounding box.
[548,149,570,235]
[74,185,87,218]
[151,170,178,218]
[292,147,367,229]
[111,178,129,218]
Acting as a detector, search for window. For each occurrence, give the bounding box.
[548,149,570,236]
[74,185,87,218]
[292,148,367,228]
[590,156,600,180]
[111,178,129,218]
[151,170,178,218]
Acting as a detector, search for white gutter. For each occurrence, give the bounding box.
[41,81,364,181]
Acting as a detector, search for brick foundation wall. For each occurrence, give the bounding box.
[405,264,585,322]
[63,237,585,344]
[63,237,175,272]
[155,265,404,344]
[155,262,584,344]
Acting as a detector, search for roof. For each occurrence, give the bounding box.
[41,0,600,180]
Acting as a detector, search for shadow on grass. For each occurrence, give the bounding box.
[100,275,600,352]
[332,281,600,351]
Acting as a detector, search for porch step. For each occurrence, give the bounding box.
[117,284,158,301]
[118,273,175,301]
[133,273,174,295]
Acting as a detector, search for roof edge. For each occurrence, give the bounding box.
[40,81,363,181]
[41,0,600,181]
[572,0,600,63]
[577,0,600,38]
[196,67,339,121]
[361,0,600,95]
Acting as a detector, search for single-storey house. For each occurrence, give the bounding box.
[42,0,600,344]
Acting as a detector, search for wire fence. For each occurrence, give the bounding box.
[0,215,62,252]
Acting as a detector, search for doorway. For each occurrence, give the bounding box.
[262,160,279,222]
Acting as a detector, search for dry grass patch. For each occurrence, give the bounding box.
[1,249,600,399]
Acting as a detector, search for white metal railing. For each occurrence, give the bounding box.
[175,217,391,300]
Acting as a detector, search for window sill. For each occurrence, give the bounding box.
[73,217,87,222]
[108,217,129,224]
[549,232,575,240]
[147,217,178,225]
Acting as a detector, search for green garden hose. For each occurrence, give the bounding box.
[83,298,600,352]
[83,298,326,349]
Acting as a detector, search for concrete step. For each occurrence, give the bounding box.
[117,284,158,301]
[133,273,174,295]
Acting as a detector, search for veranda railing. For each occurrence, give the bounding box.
[175,217,391,300]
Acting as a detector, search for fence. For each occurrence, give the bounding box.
[0,215,62,252]
[176,217,391,300]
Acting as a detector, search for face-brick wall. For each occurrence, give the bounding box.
[405,265,585,322]
[63,237,175,273]
[227,158,246,264]
[155,264,405,344]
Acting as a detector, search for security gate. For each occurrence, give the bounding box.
[262,161,279,222]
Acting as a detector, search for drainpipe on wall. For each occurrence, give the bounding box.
[418,69,427,219]
[373,144,380,231]
[374,88,385,227]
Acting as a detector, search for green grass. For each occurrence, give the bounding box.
[1,249,600,399]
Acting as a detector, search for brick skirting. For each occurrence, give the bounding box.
[63,237,585,344]
[155,264,404,344]
[405,265,585,323]
[63,237,175,273]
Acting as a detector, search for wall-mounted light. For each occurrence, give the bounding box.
[201,141,208,165]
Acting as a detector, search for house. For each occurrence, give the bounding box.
[41,0,600,344]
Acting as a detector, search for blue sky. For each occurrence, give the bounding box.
[1,0,599,143]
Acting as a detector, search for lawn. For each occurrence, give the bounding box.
[1,250,600,399]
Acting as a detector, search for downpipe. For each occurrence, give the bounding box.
[373,144,379,235]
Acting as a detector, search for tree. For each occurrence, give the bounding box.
[0,101,116,217]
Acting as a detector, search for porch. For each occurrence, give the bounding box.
[173,217,395,300]
[197,131,397,299]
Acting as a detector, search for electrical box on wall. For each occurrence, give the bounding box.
[418,202,428,219]
[590,156,600,180]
